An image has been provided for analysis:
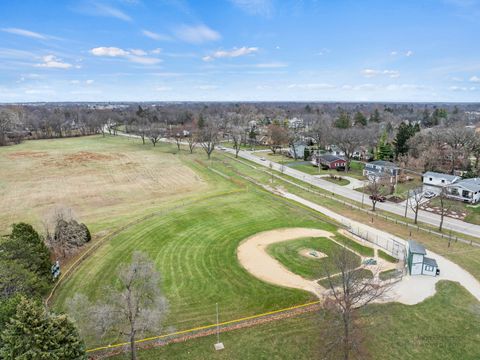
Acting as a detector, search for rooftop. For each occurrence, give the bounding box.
[423,257,438,268]
[408,240,426,255]
[367,160,399,168]
[319,154,345,162]
[423,171,460,182]
[450,178,480,192]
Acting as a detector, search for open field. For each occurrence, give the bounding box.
[109,281,480,360]
[0,136,215,234]
[52,187,338,347]
[289,161,366,180]
[9,135,480,358]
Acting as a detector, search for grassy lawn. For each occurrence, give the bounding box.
[379,268,400,280]
[266,237,360,280]
[425,197,480,226]
[220,141,270,151]
[263,152,299,164]
[0,135,219,235]
[322,176,350,186]
[53,188,339,347]
[393,178,423,200]
[378,249,399,263]
[289,161,365,180]
[317,268,373,288]
[110,281,480,360]
[334,234,375,257]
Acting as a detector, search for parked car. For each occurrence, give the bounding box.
[369,194,386,202]
[424,190,436,199]
[260,157,266,161]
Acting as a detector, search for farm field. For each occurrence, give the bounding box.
[109,281,480,360]
[0,135,221,235]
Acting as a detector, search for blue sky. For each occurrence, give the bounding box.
[1,0,479,102]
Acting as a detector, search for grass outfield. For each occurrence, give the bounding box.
[108,281,480,359]
[53,188,339,347]
[266,237,360,279]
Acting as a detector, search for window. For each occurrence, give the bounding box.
[441,179,445,183]
[424,265,434,272]
[429,177,433,181]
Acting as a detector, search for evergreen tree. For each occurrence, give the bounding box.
[393,122,419,158]
[376,131,394,160]
[335,111,351,128]
[304,147,310,161]
[0,297,86,359]
[353,111,367,127]
[369,109,381,123]
[197,113,205,129]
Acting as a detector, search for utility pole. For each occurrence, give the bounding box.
[404,189,409,217]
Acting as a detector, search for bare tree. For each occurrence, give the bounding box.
[438,187,452,232]
[408,187,426,224]
[320,246,389,360]
[68,252,167,360]
[443,126,475,174]
[148,125,163,147]
[199,121,219,159]
[332,128,370,172]
[231,126,243,158]
[267,124,288,155]
[365,175,384,211]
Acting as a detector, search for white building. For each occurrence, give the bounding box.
[422,171,461,187]
[446,178,480,204]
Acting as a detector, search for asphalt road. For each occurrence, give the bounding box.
[222,147,480,239]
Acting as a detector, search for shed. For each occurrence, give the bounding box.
[407,240,438,276]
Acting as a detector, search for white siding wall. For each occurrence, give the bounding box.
[422,264,437,276]
[423,177,451,187]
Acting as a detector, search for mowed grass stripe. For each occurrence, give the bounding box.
[53,189,336,347]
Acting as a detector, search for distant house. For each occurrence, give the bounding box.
[445,178,480,204]
[288,142,306,159]
[312,154,346,170]
[422,172,461,187]
[288,117,304,129]
[407,240,438,277]
[326,145,345,157]
[363,160,401,184]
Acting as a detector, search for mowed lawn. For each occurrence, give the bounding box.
[0,135,214,234]
[109,281,480,360]
[53,189,338,347]
[267,237,360,279]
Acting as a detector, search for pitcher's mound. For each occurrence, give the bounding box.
[299,248,327,259]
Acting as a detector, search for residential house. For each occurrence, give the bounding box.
[288,142,306,159]
[445,178,480,204]
[422,171,461,187]
[363,160,401,184]
[326,145,345,157]
[311,154,346,170]
[288,117,304,129]
[407,240,438,277]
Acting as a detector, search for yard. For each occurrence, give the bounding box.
[422,197,480,225]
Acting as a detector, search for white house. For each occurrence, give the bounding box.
[363,160,401,184]
[422,171,461,187]
[407,240,438,276]
[326,145,345,157]
[446,178,480,204]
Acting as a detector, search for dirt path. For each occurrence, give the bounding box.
[237,228,333,297]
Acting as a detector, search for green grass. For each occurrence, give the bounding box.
[426,197,480,226]
[289,161,365,180]
[378,249,399,263]
[322,176,350,186]
[317,268,373,288]
[109,282,480,360]
[53,189,339,347]
[379,268,401,281]
[266,237,360,280]
[334,234,375,257]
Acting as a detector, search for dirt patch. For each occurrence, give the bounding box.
[237,228,334,297]
[299,248,327,259]
[63,151,117,163]
[7,151,49,159]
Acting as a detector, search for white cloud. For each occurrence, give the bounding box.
[202,46,258,61]
[90,46,161,65]
[175,24,220,44]
[130,49,147,56]
[405,50,414,57]
[35,55,72,69]
[470,75,480,83]
[450,85,478,91]
[90,3,132,22]
[390,51,398,56]
[196,85,219,90]
[91,47,130,57]
[86,79,94,84]
[287,83,335,89]
[151,48,162,54]
[142,30,172,41]
[1,27,48,40]
[361,69,400,78]
[230,0,273,16]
